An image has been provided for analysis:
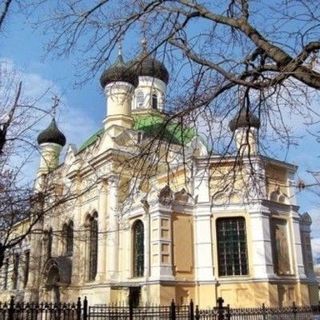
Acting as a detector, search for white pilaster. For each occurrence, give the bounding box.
[194,204,215,281]
[96,180,108,282]
[194,167,210,203]
[290,210,306,279]
[249,209,274,278]
[106,176,119,280]
[287,171,298,206]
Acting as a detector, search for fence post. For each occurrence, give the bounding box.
[217,297,224,320]
[8,296,14,320]
[129,298,133,320]
[189,300,194,320]
[76,297,81,320]
[170,299,176,320]
[195,305,200,320]
[292,301,297,320]
[226,304,230,320]
[262,303,266,320]
[83,296,88,320]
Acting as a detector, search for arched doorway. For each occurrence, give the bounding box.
[46,266,60,303]
[43,257,72,303]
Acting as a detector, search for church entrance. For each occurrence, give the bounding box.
[42,256,72,303]
[129,287,141,307]
[46,266,61,303]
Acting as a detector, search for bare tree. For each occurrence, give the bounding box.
[3,0,319,263]
[31,1,320,166]
[0,0,14,30]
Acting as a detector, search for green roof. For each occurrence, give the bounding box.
[78,114,197,152]
[78,128,105,152]
[133,114,196,145]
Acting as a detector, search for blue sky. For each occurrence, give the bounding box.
[2,4,320,260]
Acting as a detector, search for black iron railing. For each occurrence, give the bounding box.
[0,296,319,320]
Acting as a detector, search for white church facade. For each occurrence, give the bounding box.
[0,46,318,308]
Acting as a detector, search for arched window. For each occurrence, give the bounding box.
[47,228,53,258]
[216,217,248,276]
[88,214,98,281]
[152,93,158,109]
[3,258,9,290]
[64,221,74,256]
[136,91,144,108]
[23,251,30,288]
[133,220,144,277]
[13,254,20,289]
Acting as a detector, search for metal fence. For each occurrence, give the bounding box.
[0,296,320,320]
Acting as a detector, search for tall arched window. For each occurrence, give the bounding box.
[133,220,144,277]
[136,91,144,108]
[23,251,30,288]
[47,228,53,258]
[88,214,98,281]
[3,258,9,289]
[152,93,158,109]
[64,221,74,256]
[13,254,20,289]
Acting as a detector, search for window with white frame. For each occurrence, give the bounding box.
[217,217,248,276]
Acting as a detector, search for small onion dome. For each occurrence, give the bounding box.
[229,109,260,132]
[37,118,66,146]
[100,53,138,88]
[134,54,169,84]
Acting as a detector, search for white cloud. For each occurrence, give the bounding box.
[0,57,100,182]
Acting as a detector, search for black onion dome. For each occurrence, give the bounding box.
[229,109,260,132]
[37,118,66,146]
[100,54,138,88]
[134,51,169,84]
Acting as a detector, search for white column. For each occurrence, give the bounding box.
[193,164,214,281]
[96,180,108,282]
[143,204,151,279]
[24,196,45,302]
[194,167,210,203]
[287,171,298,206]
[290,210,306,279]
[106,176,119,280]
[194,206,215,281]
[249,209,274,278]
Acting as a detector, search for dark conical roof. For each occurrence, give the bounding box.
[100,53,139,88]
[133,40,169,84]
[134,54,169,84]
[37,118,66,146]
[229,109,260,132]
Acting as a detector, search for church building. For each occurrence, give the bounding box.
[0,44,318,308]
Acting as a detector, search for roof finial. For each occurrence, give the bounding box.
[118,41,122,57]
[51,95,60,119]
[141,37,148,54]
[116,36,125,64]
